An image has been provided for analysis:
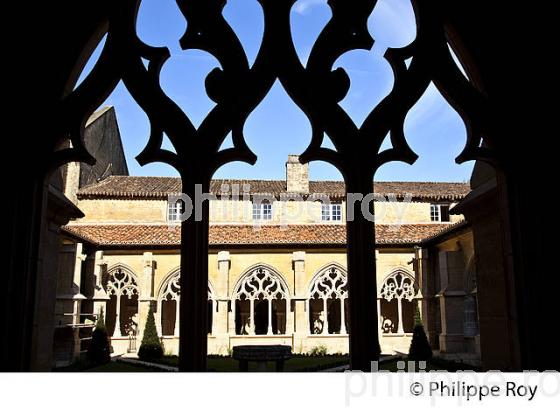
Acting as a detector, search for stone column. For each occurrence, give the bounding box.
[71,296,87,360]
[375,250,382,348]
[292,252,308,333]
[437,251,466,353]
[113,293,123,338]
[92,251,109,319]
[267,299,273,335]
[249,299,255,335]
[156,299,163,336]
[211,299,220,336]
[413,247,437,346]
[216,251,231,336]
[377,298,382,333]
[71,243,87,360]
[292,252,308,352]
[285,300,294,335]
[228,299,237,335]
[138,252,155,342]
[321,298,329,335]
[397,298,405,335]
[340,298,347,334]
[174,297,180,337]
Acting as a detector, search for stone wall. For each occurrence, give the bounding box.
[75,196,463,225]
[93,247,418,356]
[417,229,481,364]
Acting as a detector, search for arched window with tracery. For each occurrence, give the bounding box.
[308,265,348,335]
[233,266,289,335]
[157,270,215,337]
[105,265,139,338]
[379,270,418,335]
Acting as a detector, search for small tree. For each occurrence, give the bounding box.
[138,304,163,361]
[87,308,111,365]
[408,303,432,361]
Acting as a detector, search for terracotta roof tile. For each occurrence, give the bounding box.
[78,176,469,201]
[63,223,451,247]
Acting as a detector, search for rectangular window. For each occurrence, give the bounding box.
[322,204,342,221]
[430,204,450,222]
[168,200,184,222]
[253,201,272,220]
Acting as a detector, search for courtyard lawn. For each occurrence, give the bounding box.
[56,355,479,372]
[86,361,159,372]
[151,355,349,372]
[56,360,159,372]
[145,355,478,372]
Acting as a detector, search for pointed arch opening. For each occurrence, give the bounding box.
[156,269,215,337]
[379,269,418,335]
[308,264,348,335]
[232,265,289,336]
[105,264,139,338]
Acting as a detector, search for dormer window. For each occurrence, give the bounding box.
[322,203,342,221]
[252,201,272,220]
[430,203,450,222]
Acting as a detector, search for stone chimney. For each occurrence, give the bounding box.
[286,155,309,193]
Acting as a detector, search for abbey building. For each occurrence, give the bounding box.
[50,107,480,366]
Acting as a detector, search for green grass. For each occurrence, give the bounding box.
[56,355,479,373]
[151,354,349,372]
[377,358,480,372]
[131,355,478,372]
[86,361,159,372]
[55,360,159,372]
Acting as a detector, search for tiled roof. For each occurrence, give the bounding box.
[420,220,470,244]
[77,176,469,201]
[62,223,451,247]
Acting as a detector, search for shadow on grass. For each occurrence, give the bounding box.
[55,355,480,373]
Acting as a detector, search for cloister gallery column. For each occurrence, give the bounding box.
[292,252,308,347]
[71,243,87,360]
[216,251,231,336]
[413,247,437,345]
[437,251,467,352]
[138,252,155,341]
[92,251,109,319]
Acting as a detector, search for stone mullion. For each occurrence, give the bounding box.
[340,297,347,335]
[174,297,180,337]
[267,298,273,335]
[249,298,255,335]
[113,291,122,338]
[322,297,329,335]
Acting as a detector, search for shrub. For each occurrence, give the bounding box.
[138,304,163,361]
[87,308,111,365]
[309,344,328,357]
[408,303,432,361]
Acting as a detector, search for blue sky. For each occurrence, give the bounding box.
[80,0,473,182]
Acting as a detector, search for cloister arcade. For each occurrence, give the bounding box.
[99,261,419,355]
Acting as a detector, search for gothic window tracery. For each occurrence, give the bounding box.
[379,270,417,334]
[309,265,348,335]
[157,270,214,336]
[233,266,288,335]
[105,266,139,338]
